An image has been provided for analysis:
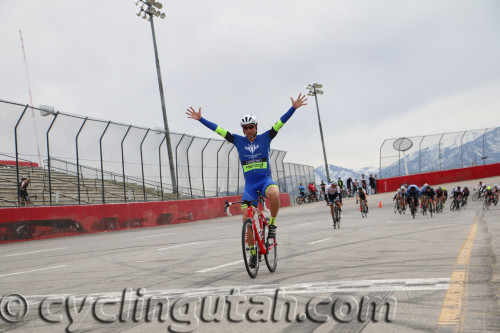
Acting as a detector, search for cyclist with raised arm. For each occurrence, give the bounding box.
[187,94,307,267]
[356,186,368,212]
[326,181,343,226]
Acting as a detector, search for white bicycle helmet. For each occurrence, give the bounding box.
[401,186,406,190]
[240,114,258,127]
[331,181,338,185]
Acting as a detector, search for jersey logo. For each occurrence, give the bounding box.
[245,143,259,154]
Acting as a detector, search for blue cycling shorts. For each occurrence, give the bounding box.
[242,177,278,206]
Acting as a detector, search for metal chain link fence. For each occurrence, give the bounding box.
[0,99,314,206]
[379,127,500,178]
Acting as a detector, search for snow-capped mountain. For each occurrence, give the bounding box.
[314,164,377,183]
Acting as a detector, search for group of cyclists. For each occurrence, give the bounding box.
[474,181,499,207]
[393,180,499,215]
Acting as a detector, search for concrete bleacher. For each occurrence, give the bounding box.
[0,163,171,207]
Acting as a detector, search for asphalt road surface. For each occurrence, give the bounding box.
[1,176,499,333]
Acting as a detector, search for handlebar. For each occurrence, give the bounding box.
[224,191,267,216]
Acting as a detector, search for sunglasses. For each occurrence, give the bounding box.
[242,125,255,131]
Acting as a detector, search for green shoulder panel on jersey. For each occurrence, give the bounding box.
[215,126,228,138]
[272,120,285,132]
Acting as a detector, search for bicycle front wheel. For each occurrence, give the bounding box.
[296,196,302,205]
[264,224,277,273]
[242,218,259,279]
[472,192,480,201]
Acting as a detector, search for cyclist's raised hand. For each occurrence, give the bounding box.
[291,93,308,109]
[186,107,202,120]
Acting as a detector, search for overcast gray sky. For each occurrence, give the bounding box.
[1,0,499,170]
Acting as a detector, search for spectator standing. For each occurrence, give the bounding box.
[361,174,368,194]
[19,177,32,206]
[369,174,376,194]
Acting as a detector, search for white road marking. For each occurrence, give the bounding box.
[157,242,200,251]
[0,265,68,278]
[23,278,450,302]
[299,223,311,226]
[5,247,68,257]
[386,220,393,223]
[307,237,331,245]
[139,233,174,239]
[215,226,230,229]
[196,260,242,273]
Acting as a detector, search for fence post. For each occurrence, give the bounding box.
[482,128,488,165]
[438,133,445,171]
[419,136,425,173]
[99,121,111,204]
[379,139,385,179]
[158,134,167,200]
[201,139,211,198]
[280,151,287,193]
[216,141,225,197]
[227,145,235,196]
[14,105,29,205]
[175,134,185,199]
[186,136,195,198]
[121,125,132,202]
[460,131,466,168]
[75,117,88,204]
[140,129,150,201]
[46,112,60,205]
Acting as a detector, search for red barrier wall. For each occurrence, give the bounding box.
[0,160,39,167]
[376,163,500,193]
[0,193,290,244]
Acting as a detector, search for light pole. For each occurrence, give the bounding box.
[306,83,331,183]
[135,0,177,194]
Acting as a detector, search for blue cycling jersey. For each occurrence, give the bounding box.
[198,106,296,202]
[406,185,420,197]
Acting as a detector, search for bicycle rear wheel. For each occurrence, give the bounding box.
[334,205,340,226]
[264,223,277,273]
[242,218,259,278]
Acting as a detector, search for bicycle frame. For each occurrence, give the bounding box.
[226,193,276,256]
[245,204,273,256]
